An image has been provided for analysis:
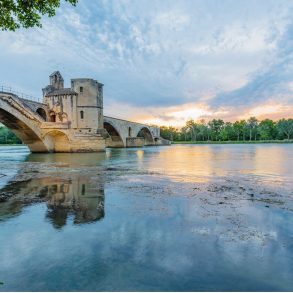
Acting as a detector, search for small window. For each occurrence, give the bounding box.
[81,184,86,195]
[80,86,83,93]
[80,110,84,119]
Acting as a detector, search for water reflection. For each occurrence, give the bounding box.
[45,176,105,228]
[0,145,293,291]
[0,152,106,228]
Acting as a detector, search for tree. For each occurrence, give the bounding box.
[233,121,241,141]
[240,120,247,141]
[208,119,224,141]
[233,120,246,141]
[162,117,293,143]
[246,117,258,141]
[224,122,235,141]
[277,119,293,139]
[180,126,188,141]
[0,126,22,144]
[219,127,228,141]
[258,119,277,140]
[186,119,200,141]
[160,126,180,141]
[0,0,78,31]
[198,123,209,141]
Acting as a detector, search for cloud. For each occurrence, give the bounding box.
[0,0,293,124]
[209,9,293,111]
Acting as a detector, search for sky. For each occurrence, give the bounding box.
[0,0,293,127]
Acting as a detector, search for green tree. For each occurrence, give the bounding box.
[240,120,247,141]
[160,126,180,141]
[0,126,22,144]
[181,126,189,141]
[198,123,208,141]
[0,0,78,31]
[258,119,277,140]
[186,119,200,141]
[233,121,241,141]
[277,118,293,139]
[233,120,246,141]
[196,119,211,141]
[246,117,258,141]
[208,119,225,141]
[219,127,228,141]
[224,122,235,141]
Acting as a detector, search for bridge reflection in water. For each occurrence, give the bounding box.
[0,153,106,228]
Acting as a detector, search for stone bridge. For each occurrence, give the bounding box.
[0,73,170,152]
[104,116,163,148]
[0,92,55,152]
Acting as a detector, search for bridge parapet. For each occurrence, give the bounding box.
[0,85,40,102]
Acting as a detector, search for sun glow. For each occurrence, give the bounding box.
[134,103,210,127]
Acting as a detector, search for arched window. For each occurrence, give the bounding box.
[80,110,84,119]
[49,111,56,122]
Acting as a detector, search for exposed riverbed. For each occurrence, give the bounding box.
[0,144,292,291]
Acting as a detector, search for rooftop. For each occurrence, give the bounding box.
[45,88,77,97]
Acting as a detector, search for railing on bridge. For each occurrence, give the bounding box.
[0,85,40,102]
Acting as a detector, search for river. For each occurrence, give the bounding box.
[0,144,292,291]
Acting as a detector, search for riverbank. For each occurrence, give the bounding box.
[172,139,293,144]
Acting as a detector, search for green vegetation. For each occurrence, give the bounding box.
[0,0,78,31]
[160,117,293,143]
[0,126,22,144]
[172,140,293,144]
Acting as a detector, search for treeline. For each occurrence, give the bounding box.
[160,117,293,142]
[0,127,22,144]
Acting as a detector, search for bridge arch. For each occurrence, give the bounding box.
[103,121,124,147]
[0,95,49,152]
[136,127,154,145]
[43,130,70,153]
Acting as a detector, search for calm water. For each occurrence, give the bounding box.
[0,144,292,291]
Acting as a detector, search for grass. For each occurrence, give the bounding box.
[172,140,293,144]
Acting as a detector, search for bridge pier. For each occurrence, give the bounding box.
[126,137,145,147]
